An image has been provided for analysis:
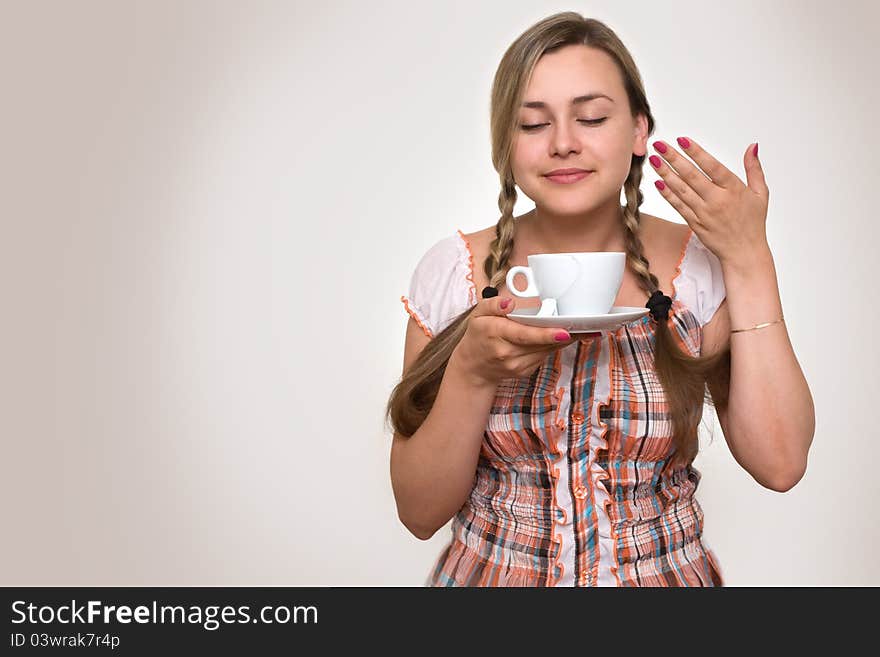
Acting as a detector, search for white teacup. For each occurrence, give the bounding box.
[505,252,625,317]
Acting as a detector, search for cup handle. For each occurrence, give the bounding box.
[536,298,558,317]
[505,266,539,297]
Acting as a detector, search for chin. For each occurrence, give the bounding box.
[535,194,599,216]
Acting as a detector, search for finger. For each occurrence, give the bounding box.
[653,178,702,227]
[650,139,717,204]
[744,142,768,196]
[470,295,516,318]
[501,323,574,347]
[648,153,707,219]
[672,136,745,190]
[506,337,575,358]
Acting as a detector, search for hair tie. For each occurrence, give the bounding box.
[646,289,672,322]
[481,286,498,299]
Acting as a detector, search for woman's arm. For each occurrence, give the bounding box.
[390,317,496,540]
[706,247,815,491]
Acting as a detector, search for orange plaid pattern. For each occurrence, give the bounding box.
[426,300,724,587]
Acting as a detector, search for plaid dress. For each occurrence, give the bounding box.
[400,227,727,586]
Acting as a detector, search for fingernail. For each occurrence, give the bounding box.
[655,180,666,191]
[554,330,571,342]
[677,136,691,149]
[500,298,510,309]
[752,142,759,157]
[649,155,662,168]
[652,140,667,154]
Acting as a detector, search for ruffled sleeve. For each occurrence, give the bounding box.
[674,230,727,327]
[400,230,477,338]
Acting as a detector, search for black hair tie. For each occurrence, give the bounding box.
[646,289,672,321]
[481,286,499,299]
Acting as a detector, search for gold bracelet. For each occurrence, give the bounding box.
[730,316,785,333]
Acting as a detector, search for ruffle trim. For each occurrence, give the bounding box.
[548,350,571,586]
[594,334,623,587]
[548,462,566,587]
[671,228,694,302]
[553,386,567,434]
[641,228,701,356]
[549,350,568,440]
[647,228,694,331]
[400,295,434,339]
[455,229,478,307]
[547,338,619,587]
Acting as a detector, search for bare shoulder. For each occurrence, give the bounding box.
[641,213,691,255]
[460,225,496,253]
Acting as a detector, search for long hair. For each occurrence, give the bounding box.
[386,12,731,470]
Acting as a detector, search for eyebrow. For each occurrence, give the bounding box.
[521,93,614,109]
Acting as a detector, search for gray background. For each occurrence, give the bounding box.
[2,0,877,585]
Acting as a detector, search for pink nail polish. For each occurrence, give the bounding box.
[649,155,662,168]
[753,143,759,157]
[554,330,571,342]
[655,180,666,191]
[652,141,667,154]
[500,298,510,309]
[677,137,691,149]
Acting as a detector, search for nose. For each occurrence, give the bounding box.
[550,121,581,156]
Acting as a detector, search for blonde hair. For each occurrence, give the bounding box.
[386,12,730,470]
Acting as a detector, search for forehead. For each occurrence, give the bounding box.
[522,45,621,107]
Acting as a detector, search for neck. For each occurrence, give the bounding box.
[523,196,629,254]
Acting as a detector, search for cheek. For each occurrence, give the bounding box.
[593,127,629,155]
[510,143,532,179]
[594,132,636,174]
[512,138,534,160]
[511,141,548,177]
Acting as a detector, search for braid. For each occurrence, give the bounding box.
[484,175,519,288]
[620,156,659,299]
[620,154,701,471]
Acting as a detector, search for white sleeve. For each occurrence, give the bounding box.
[400,232,475,338]
[676,231,727,327]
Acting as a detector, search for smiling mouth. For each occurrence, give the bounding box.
[544,171,593,183]
[545,168,591,176]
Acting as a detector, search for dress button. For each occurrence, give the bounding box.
[574,486,588,499]
[571,412,585,424]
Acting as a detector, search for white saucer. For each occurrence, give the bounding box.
[507,306,650,333]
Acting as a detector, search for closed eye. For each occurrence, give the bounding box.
[520,118,607,131]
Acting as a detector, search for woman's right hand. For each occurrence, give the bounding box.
[451,295,578,388]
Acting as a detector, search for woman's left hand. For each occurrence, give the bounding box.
[648,137,771,268]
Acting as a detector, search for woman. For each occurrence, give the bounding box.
[386,12,814,586]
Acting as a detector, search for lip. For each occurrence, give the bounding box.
[545,168,590,175]
[544,170,592,184]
